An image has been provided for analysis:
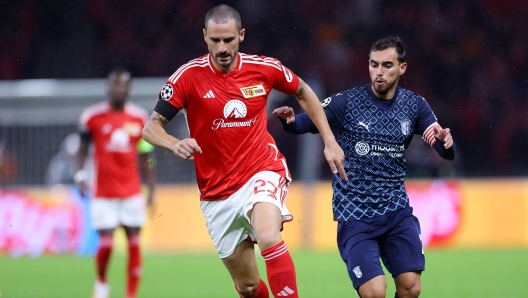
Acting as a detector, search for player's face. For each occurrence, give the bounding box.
[108,73,130,107]
[369,48,407,99]
[203,19,245,73]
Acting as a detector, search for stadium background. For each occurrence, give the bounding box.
[1,0,528,297]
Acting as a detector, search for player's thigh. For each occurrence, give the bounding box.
[245,172,292,245]
[221,240,260,286]
[380,215,424,278]
[200,197,254,259]
[337,222,385,292]
[119,194,146,228]
[90,198,120,230]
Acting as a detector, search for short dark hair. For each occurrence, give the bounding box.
[205,4,242,31]
[107,68,131,83]
[369,36,406,63]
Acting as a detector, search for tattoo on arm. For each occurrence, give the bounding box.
[293,78,306,98]
[148,112,169,126]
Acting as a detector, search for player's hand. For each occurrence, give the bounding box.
[171,138,202,160]
[433,126,454,149]
[324,140,348,181]
[272,106,296,124]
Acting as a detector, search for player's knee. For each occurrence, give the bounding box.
[255,231,281,250]
[397,282,421,298]
[235,280,260,297]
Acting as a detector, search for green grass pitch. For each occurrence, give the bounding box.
[1,249,527,297]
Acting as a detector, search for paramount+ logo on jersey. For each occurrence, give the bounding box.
[211,99,257,130]
[240,85,266,99]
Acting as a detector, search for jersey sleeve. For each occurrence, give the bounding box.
[280,92,347,134]
[154,66,188,120]
[78,108,93,134]
[265,58,300,95]
[413,96,440,147]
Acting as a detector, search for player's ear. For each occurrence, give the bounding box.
[203,28,207,43]
[399,61,407,76]
[239,28,245,43]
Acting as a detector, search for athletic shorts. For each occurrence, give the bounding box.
[200,171,293,258]
[90,194,146,230]
[337,207,425,291]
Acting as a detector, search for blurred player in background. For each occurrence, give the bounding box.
[274,36,456,298]
[142,4,346,298]
[76,69,156,298]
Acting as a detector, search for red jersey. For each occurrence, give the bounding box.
[79,101,148,198]
[161,53,300,201]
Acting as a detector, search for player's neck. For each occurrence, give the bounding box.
[371,85,397,100]
[110,101,125,111]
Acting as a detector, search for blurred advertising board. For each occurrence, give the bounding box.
[1,179,527,257]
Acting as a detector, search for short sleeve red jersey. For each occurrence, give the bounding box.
[79,101,149,198]
[160,53,299,201]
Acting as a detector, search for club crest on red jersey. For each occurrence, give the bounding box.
[240,84,266,99]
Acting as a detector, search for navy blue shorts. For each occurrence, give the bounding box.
[337,207,425,291]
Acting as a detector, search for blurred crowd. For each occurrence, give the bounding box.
[1,0,527,177]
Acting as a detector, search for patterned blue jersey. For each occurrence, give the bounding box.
[283,84,449,221]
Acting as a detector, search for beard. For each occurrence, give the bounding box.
[372,77,398,95]
[214,52,235,67]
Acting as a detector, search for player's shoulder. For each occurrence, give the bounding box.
[335,84,368,99]
[79,101,110,124]
[398,86,425,102]
[239,52,283,71]
[124,102,149,121]
[166,54,210,84]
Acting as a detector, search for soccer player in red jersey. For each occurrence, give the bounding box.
[142,4,347,298]
[76,69,156,298]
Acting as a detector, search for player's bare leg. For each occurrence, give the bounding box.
[221,240,266,297]
[394,271,421,298]
[251,202,298,298]
[358,275,387,298]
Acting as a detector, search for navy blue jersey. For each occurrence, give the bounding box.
[282,84,455,221]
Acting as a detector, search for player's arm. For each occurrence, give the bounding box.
[138,139,156,209]
[273,94,345,134]
[75,130,91,196]
[142,101,202,160]
[417,97,456,161]
[290,78,347,180]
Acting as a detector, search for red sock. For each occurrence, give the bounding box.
[126,234,142,298]
[95,233,113,283]
[261,241,298,298]
[236,278,270,298]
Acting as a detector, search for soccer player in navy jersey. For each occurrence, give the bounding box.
[274,36,455,298]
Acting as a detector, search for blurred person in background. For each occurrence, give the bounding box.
[142,4,346,298]
[0,120,18,184]
[274,36,456,298]
[76,69,156,298]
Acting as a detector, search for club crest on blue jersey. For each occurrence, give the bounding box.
[400,118,411,136]
[321,97,332,107]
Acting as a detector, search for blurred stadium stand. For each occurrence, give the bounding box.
[1,0,527,186]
